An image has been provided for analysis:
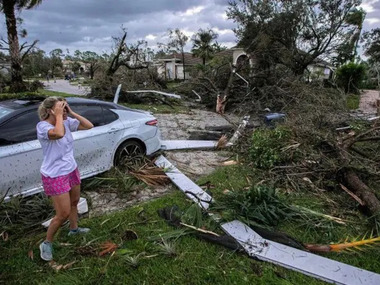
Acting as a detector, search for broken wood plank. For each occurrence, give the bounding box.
[126,90,181,99]
[228,115,250,146]
[155,155,212,209]
[160,140,217,150]
[222,220,380,285]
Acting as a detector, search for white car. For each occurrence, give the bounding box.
[0,96,161,200]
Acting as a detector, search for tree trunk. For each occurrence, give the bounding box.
[343,169,380,215]
[3,1,26,92]
[90,65,94,79]
[338,136,380,216]
[181,51,186,80]
[216,68,234,114]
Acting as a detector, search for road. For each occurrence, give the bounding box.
[42,79,90,96]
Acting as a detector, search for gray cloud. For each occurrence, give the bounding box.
[0,0,378,55]
[0,0,235,53]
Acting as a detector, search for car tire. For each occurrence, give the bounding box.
[114,140,145,167]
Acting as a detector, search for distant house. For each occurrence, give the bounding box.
[0,61,11,75]
[230,49,334,80]
[156,48,255,80]
[156,53,202,80]
[155,48,333,81]
[62,60,87,75]
[306,58,334,81]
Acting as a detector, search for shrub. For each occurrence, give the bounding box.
[28,80,44,92]
[249,126,292,169]
[336,62,366,94]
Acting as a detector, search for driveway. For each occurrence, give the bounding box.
[359,89,380,114]
[88,108,238,217]
[42,79,90,96]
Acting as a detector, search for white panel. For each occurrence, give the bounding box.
[155,155,212,209]
[222,220,380,285]
[161,140,217,150]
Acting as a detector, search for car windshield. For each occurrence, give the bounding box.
[0,106,13,120]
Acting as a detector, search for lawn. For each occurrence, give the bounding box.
[0,192,321,285]
[2,164,380,284]
[346,93,360,110]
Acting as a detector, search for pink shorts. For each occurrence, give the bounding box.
[41,168,81,196]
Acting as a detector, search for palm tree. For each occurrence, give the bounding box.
[191,29,218,65]
[345,8,366,62]
[0,0,42,92]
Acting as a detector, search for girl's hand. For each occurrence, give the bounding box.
[65,102,74,115]
[51,101,66,117]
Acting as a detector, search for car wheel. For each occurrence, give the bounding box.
[114,140,145,167]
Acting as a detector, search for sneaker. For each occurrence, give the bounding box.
[68,227,90,236]
[39,241,53,261]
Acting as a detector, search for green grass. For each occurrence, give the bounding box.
[346,93,360,110]
[1,165,380,284]
[0,90,79,101]
[37,89,80,97]
[0,190,324,285]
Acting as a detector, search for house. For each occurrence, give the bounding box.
[228,49,334,81]
[155,47,333,81]
[306,58,334,81]
[62,60,87,75]
[0,61,11,75]
[156,48,255,80]
[156,53,202,80]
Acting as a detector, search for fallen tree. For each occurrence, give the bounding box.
[233,79,380,230]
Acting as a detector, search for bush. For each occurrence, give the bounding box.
[249,126,292,169]
[0,92,44,101]
[336,62,366,94]
[28,80,44,92]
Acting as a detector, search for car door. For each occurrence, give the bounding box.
[69,104,128,178]
[0,110,43,197]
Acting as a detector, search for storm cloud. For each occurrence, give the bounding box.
[0,0,378,55]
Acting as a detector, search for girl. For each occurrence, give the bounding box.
[37,97,93,261]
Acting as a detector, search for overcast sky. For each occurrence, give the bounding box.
[0,0,379,56]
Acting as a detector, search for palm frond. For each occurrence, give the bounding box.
[305,234,380,253]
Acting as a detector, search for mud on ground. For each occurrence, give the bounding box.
[86,108,239,217]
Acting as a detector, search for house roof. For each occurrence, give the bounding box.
[157,52,203,65]
[214,49,234,59]
[312,58,333,68]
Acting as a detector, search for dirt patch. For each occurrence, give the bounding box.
[85,186,173,217]
[86,108,239,216]
[359,89,380,114]
[155,109,240,140]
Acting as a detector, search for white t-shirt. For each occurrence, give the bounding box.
[37,117,80,178]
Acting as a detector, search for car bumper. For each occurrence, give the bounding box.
[145,130,162,155]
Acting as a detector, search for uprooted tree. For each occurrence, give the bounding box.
[180,0,380,229]
[106,31,150,78]
[227,0,362,76]
[89,30,154,99]
[186,53,251,114]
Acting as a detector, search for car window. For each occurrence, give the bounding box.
[0,106,14,120]
[0,111,40,146]
[70,104,103,127]
[103,107,118,125]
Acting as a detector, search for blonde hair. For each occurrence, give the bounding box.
[38,96,64,120]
